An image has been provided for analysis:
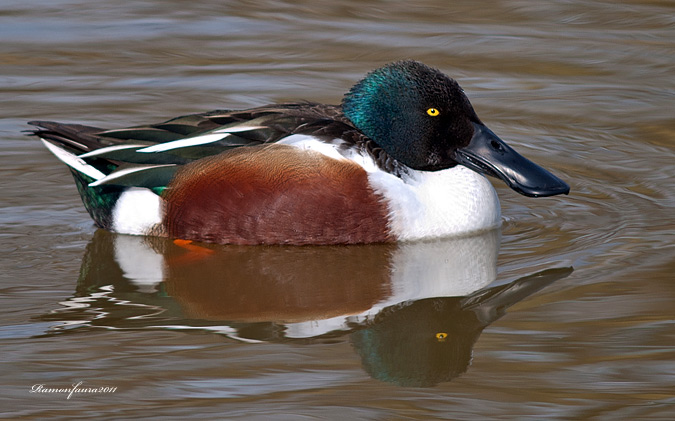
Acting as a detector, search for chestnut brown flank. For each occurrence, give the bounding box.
[163,144,392,245]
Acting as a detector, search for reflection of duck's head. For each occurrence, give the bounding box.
[351,297,479,387]
[350,267,573,387]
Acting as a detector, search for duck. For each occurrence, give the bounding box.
[30,60,569,245]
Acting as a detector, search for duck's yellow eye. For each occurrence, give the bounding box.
[426,108,440,117]
[436,332,448,341]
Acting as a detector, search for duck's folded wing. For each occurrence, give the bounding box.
[28,103,348,189]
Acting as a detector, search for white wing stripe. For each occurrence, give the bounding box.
[88,164,176,187]
[213,125,265,133]
[78,144,146,158]
[137,133,230,153]
[136,125,266,153]
[41,139,106,180]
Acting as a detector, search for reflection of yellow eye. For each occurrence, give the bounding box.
[427,108,440,117]
[436,332,448,341]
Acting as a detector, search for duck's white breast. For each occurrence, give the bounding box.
[368,165,501,241]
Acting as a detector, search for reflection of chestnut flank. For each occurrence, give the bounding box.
[164,241,395,322]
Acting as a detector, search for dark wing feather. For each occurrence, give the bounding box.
[27,120,106,153]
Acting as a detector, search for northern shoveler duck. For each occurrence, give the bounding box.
[30,60,569,245]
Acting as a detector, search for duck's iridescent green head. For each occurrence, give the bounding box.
[342,60,570,197]
[342,60,480,171]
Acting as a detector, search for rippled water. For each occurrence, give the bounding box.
[1,0,674,419]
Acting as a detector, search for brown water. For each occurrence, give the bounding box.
[1,0,674,419]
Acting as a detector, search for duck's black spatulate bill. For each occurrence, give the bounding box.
[452,123,570,197]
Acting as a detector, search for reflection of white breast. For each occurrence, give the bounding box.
[284,229,500,338]
[386,229,500,299]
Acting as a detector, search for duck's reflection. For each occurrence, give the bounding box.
[42,229,572,386]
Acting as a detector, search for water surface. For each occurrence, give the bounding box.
[1,0,674,419]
